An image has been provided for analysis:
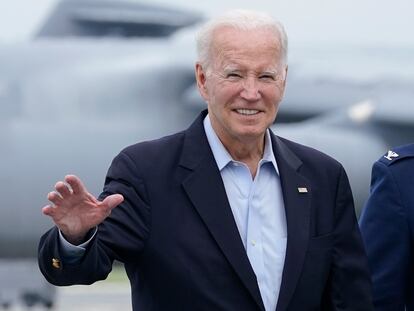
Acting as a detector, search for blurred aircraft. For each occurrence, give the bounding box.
[1,0,414,308]
[0,0,202,308]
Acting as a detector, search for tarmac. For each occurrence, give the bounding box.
[0,261,131,311]
[55,282,132,311]
[4,282,132,311]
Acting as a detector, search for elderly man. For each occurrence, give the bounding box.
[360,144,414,311]
[38,10,373,311]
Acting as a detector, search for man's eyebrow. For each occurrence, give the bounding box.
[220,66,280,76]
[261,69,278,75]
[222,65,240,72]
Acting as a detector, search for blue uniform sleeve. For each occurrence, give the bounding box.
[359,161,410,311]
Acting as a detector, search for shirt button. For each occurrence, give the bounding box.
[251,240,256,246]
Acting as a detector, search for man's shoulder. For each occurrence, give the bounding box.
[120,111,207,161]
[377,143,414,168]
[120,130,187,162]
[276,135,342,168]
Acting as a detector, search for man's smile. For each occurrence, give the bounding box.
[234,108,261,116]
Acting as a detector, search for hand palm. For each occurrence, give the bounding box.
[42,175,123,244]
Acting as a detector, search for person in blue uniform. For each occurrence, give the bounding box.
[359,143,414,311]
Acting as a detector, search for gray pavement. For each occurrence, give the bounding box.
[0,260,132,311]
[4,282,132,311]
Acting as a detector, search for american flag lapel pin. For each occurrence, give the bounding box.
[297,187,308,193]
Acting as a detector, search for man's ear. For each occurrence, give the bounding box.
[280,65,288,97]
[195,63,209,101]
[282,65,288,88]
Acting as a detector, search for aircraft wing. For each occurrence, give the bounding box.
[36,0,203,38]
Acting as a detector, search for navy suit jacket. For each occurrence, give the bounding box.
[360,144,414,311]
[39,110,373,311]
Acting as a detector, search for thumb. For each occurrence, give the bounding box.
[102,194,124,210]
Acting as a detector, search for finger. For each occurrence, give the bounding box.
[42,204,56,217]
[47,191,63,205]
[65,175,86,195]
[55,181,72,198]
[101,194,124,211]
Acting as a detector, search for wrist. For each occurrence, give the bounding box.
[61,230,88,246]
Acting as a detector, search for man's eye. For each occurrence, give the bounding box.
[259,75,276,81]
[226,73,242,78]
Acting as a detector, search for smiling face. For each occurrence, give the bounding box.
[196,26,287,148]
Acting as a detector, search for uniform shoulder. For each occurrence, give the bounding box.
[378,143,414,167]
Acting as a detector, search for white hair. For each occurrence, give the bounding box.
[196,9,288,69]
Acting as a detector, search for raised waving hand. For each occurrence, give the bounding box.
[42,175,123,245]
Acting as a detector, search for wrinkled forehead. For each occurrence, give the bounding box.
[209,26,283,68]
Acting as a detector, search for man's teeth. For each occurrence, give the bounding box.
[236,109,259,115]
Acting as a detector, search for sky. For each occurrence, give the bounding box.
[0,0,413,46]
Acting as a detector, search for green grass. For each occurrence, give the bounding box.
[106,262,129,283]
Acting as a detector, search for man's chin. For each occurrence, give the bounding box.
[232,128,267,141]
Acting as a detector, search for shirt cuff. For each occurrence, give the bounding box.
[58,227,97,259]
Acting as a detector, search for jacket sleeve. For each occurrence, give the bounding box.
[324,166,374,311]
[359,161,410,311]
[38,151,151,286]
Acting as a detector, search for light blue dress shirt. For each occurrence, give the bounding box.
[60,114,287,311]
[203,115,287,311]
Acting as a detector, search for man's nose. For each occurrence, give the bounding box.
[240,77,261,101]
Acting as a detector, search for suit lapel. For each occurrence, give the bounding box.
[180,111,265,311]
[271,135,312,311]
